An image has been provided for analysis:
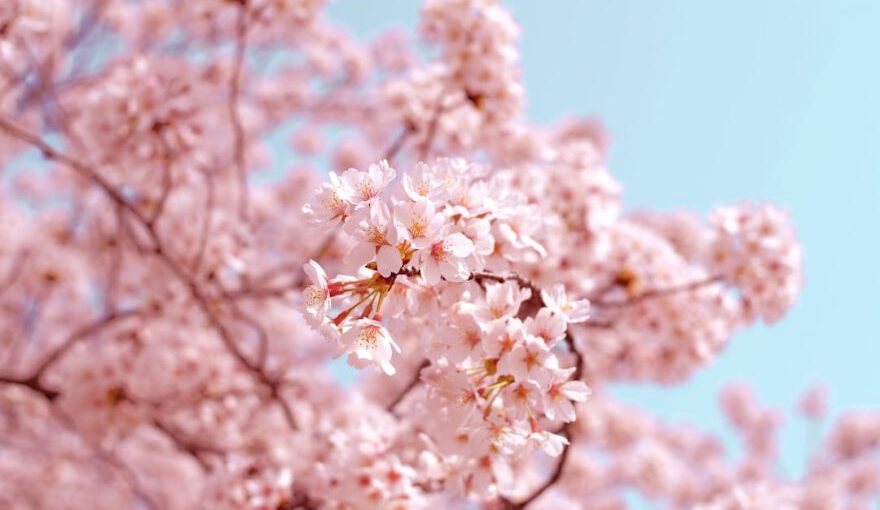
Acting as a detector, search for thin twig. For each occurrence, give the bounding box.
[148,416,215,471]
[383,122,414,163]
[229,3,250,220]
[28,309,142,383]
[592,274,723,309]
[501,426,576,509]
[386,360,429,413]
[418,91,450,160]
[147,145,175,226]
[191,167,216,273]
[0,375,59,400]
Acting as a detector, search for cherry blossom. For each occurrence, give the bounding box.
[541,284,591,324]
[394,198,443,250]
[301,259,331,325]
[344,201,403,277]
[0,1,866,509]
[544,368,591,422]
[341,318,401,375]
[338,160,397,206]
[302,171,351,229]
[416,230,475,284]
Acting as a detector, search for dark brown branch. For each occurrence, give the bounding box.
[103,205,125,312]
[418,92,448,160]
[149,417,214,471]
[29,309,142,383]
[0,375,59,401]
[225,300,271,370]
[383,122,414,163]
[470,271,539,294]
[592,274,723,309]
[155,249,299,429]
[386,360,429,413]
[0,117,154,232]
[470,271,543,319]
[501,426,576,510]
[113,389,223,472]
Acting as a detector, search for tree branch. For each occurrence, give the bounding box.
[29,309,143,383]
[592,274,723,309]
[229,2,250,220]
[0,117,299,431]
[383,121,414,163]
[386,360,429,414]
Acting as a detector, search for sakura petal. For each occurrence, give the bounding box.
[376,244,403,277]
[445,232,475,258]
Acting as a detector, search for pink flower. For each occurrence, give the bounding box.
[344,201,403,277]
[543,368,591,422]
[478,280,531,322]
[504,381,542,420]
[527,431,569,457]
[341,318,401,376]
[525,308,567,347]
[482,318,527,359]
[394,198,443,250]
[423,366,481,423]
[302,172,350,230]
[338,160,397,206]
[440,312,484,363]
[541,284,590,324]
[499,336,557,388]
[461,217,495,268]
[417,231,475,285]
[301,260,330,326]
[402,161,443,202]
[797,385,828,420]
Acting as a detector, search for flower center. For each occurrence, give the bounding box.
[356,180,376,201]
[408,217,426,238]
[357,325,380,348]
[430,241,447,262]
[304,286,327,308]
[367,226,386,245]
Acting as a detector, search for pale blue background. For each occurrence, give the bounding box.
[324,0,880,480]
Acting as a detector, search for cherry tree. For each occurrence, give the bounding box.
[0,1,877,509]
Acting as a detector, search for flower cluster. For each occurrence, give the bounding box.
[410,280,590,498]
[0,0,864,509]
[70,56,219,171]
[709,203,804,324]
[301,158,543,376]
[0,1,67,70]
[420,0,524,125]
[384,0,524,153]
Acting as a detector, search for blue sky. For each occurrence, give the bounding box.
[324,0,880,477]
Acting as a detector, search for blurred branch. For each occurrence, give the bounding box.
[229,2,251,220]
[0,117,299,431]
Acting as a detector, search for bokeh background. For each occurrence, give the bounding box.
[321,0,880,482]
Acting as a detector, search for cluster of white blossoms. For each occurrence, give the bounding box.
[301,158,546,376]
[411,279,591,497]
[301,158,592,498]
